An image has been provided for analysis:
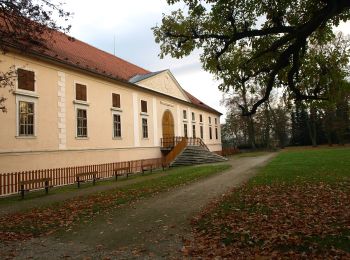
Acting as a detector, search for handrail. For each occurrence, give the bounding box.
[164,137,188,165]
[161,136,210,150]
[161,136,184,148]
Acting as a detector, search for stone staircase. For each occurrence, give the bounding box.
[171,145,228,166]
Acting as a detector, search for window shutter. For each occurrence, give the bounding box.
[17,69,35,91]
[141,100,147,113]
[76,84,87,101]
[112,93,120,108]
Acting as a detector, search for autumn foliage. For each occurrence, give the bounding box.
[184,148,350,258]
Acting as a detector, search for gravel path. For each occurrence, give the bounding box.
[0,153,276,259]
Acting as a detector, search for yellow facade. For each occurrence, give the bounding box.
[0,52,222,173]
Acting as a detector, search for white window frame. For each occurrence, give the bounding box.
[141,117,149,139]
[112,111,122,139]
[15,95,38,138]
[75,104,88,139]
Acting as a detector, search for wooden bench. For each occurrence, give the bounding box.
[76,172,99,188]
[114,166,130,180]
[141,163,153,174]
[18,177,52,199]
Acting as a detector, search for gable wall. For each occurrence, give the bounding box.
[136,71,189,102]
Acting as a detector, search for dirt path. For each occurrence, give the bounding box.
[1,153,276,259]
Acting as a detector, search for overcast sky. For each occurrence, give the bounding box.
[63,0,350,122]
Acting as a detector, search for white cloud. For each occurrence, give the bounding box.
[61,1,350,124]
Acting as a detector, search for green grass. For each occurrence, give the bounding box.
[0,168,165,206]
[0,164,229,206]
[237,151,271,158]
[250,147,350,185]
[0,163,231,240]
[192,147,350,257]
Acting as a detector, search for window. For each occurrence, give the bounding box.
[215,127,218,140]
[209,116,212,125]
[142,118,148,138]
[184,123,188,138]
[192,125,196,138]
[112,93,120,108]
[192,112,195,121]
[199,114,203,123]
[200,125,203,139]
[215,118,218,125]
[209,127,212,140]
[77,108,87,137]
[183,110,187,119]
[18,101,34,136]
[141,100,147,113]
[76,83,87,101]
[113,114,121,138]
[17,69,35,91]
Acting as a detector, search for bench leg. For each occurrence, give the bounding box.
[93,175,96,185]
[21,184,24,199]
[77,177,80,188]
[45,180,49,194]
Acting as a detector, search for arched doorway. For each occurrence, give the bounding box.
[162,110,175,147]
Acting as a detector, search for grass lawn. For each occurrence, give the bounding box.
[186,147,350,258]
[0,163,230,241]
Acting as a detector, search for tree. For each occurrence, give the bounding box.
[0,0,71,112]
[289,33,350,146]
[153,0,350,115]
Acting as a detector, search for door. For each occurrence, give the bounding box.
[162,110,175,147]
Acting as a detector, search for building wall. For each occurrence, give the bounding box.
[0,52,222,172]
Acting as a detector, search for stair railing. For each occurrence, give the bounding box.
[186,137,210,151]
[198,138,210,151]
[164,137,188,165]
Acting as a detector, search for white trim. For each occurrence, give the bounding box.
[15,95,37,138]
[13,90,39,99]
[140,112,149,116]
[176,105,181,136]
[74,104,88,139]
[111,111,122,139]
[57,71,66,150]
[141,116,149,140]
[132,92,140,147]
[152,97,158,146]
[73,100,89,106]
[111,107,122,112]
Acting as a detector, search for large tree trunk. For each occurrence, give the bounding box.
[307,106,317,147]
[264,102,271,149]
[247,116,256,149]
[241,82,256,150]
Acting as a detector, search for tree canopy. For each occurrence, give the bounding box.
[153,0,350,115]
[0,0,71,112]
[0,0,71,51]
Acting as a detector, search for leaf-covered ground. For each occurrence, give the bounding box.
[184,148,350,258]
[0,164,230,242]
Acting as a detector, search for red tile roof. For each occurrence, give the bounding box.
[183,90,221,115]
[39,30,150,81]
[4,26,221,115]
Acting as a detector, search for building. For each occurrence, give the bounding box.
[0,29,222,173]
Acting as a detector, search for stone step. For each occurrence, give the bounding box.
[171,145,227,166]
